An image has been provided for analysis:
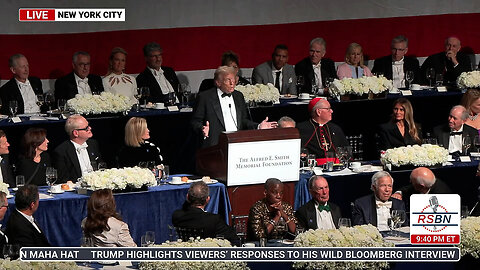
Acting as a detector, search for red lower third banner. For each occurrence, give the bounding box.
[411,235,460,244]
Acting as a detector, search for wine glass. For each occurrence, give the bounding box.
[167,92,176,106]
[45,93,55,112]
[338,218,352,228]
[145,231,155,246]
[36,94,44,110]
[3,244,14,260]
[57,99,66,113]
[426,68,435,87]
[307,154,316,172]
[391,210,406,236]
[311,77,319,95]
[179,83,191,108]
[474,136,480,156]
[9,100,18,117]
[161,165,170,184]
[97,162,107,171]
[296,75,305,93]
[46,167,57,194]
[463,135,472,155]
[141,87,150,109]
[405,71,414,89]
[300,147,309,173]
[134,87,142,111]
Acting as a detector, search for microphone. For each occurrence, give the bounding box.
[429,196,439,213]
[228,103,238,130]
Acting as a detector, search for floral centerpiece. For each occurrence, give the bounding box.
[78,167,156,191]
[380,144,448,168]
[0,182,10,197]
[330,76,393,98]
[67,92,134,115]
[0,260,79,270]
[293,225,392,270]
[457,71,480,89]
[459,216,480,258]
[139,238,250,270]
[235,83,280,104]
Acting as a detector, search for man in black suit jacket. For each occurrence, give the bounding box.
[0,54,43,115]
[54,51,104,100]
[172,181,239,245]
[0,130,14,187]
[136,42,180,103]
[6,185,50,247]
[0,191,9,256]
[296,176,342,230]
[191,66,277,148]
[53,115,102,183]
[294,37,337,94]
[420,37,472,85]
[372,35,420,88]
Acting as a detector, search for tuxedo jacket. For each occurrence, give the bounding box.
[420,51,471,85]
[398,178,452,211]
[378,120,421,150]
[0,155,15,188]
[5,210,50,247]
[54,72,104,100]
[0,77,43,115]
[295,199,342,230]
[53,139,102,183]
[191,88,257,148]
[371,55,420,84]
[252,61,297,95]
[352,194,406,227]
[433,123,478,152]
[135,66,179,103]
[296,120,348,159]
[294,57,337,93]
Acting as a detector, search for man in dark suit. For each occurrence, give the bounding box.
[136,42,180,103]
[420,36,472,85]
[6,185,50,247]
[0,130,14,187]
[0,54,43,115]
[352,171,406,231]
[54,51,104,100]
[371,35,420,88]
[191,66,277,148]
[172,181,239,245]
[294,37,336,94]
[0,191,9,256]
[296,176,342,230]
[433,105,478,155]
[252,44,297,95]
[53,114,102,183]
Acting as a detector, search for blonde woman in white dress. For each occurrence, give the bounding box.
[102,47,137,102]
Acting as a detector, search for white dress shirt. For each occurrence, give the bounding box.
[0,156,4,182]
[149,67,175,95]
[271,65,283,91]
[74,73,91,95]
[315,201,336,230]
[392,58,405,89]
[71,140,94,176]
[16,79,40,113]
[17,209,41,233]
[217,89,238,132]
[448,125,464,153]
[312,62,324,94]
[375,198,392,231]
[0,224,8,243]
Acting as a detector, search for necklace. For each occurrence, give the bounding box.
[469,113,479,121]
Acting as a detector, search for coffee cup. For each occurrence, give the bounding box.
[411,84,421,90]
[299,93,310,99]
[51,185,62,193]
[350,162,361,169]
[155,103,165,109]
[171,177,182,184]
[242,243,255,247]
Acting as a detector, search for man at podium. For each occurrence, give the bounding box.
[191,66,277,148]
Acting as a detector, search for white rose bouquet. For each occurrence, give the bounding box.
[457,71,480,89]
[78,167,156,191]
[330,76,393,96]
[67,92,134,115]
[459,216,480,258]
[235,83,280,103]
[0,182,10,197]
[0,260,79,270]
[380,144,449,167]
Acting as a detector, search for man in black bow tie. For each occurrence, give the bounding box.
[295,176,342,230]
[0,130,14,187]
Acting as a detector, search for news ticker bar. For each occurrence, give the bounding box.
[21,247,460,262]
[19,8,125,21]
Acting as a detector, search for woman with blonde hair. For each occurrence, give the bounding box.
[337,43,373,79]
[102,47,137,101]
[461,89,480,130]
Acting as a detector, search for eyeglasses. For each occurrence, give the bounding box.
[75,126,91,131]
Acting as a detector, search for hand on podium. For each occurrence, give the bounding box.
[259,117,278,129]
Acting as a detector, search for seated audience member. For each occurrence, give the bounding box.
[118,117,163,167]
[136,42,179,103]
[53,114,102,183]
[278,116,296,128]
[17,128,51,186]
[352,171,406,231]
[296,176,342,230]
[248,178,296,240]
[336,43,373,79]
[461,89,480,130]
[295,37,337,94]
[82,189,136,247]
[372,35,420,89]
[6,185,50,247]
[172,181,239,245]
[433,105,478,155]
[252,44,297,95]
[102,47,137,102]
[55,51,104,100]
[378,98,421,150]
[0,54,43,115]
[0,130,14,187]
[199,51,250,92]
[0,191,9,255]
[297,98,348,161]
[420,36,471,85]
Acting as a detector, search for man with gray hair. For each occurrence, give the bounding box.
[295,37,336,94]
[136,42,179,103]
[352,171,406,231]
[278,116,296,128]
[433,105,478,155]
[55,51,104,100]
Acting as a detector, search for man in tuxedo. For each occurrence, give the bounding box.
[252,44,297,95]
[296,176,342,230]
[172,181,239,245]
[433,105,478,155]
[0,54,43,115]
[0,191,9,254]
[0,130,14,187]
[54,51,104,100]
[420,36,472,85]
[294,37,336,94]
[371,35,420,89]
[136,42,180,103]
[53,114,102,182]
[191,66,277,148]
[6,185,50,247]
[278,116,296,128]
[352,171,406,231]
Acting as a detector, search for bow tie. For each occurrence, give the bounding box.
[78,78,88,84]
[76,145,88,153]
[376,201,392,208]
[317,204,331,212]
[18,81,31,88]
[393,61,404,65]
[450,131,462,136]
[221,93,232,98]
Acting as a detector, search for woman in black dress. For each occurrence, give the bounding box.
[16,128,51,186]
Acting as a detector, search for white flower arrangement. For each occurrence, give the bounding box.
[0,182,10,197]
[78,167,156,191]
[330,76,393,96]
[139,238,250,270]
[293,225,392,270]
[235,83,280,103]
[380,144,449,167]
[0,260,79,270]
[457,71,480,89]
[459,216,480,258]
[67,92,134,115]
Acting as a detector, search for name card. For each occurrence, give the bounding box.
[459,156,471,162]
[167,106,179,112]
[437,86,447,92]
[401,90,412,96]
[11,117,21,123]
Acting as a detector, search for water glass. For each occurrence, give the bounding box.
[144,231,155,246]
[461,205,469,219]
[338,218,352,228]
[307,154,316,171]
[46,167,57,193]
[9,100,18,117]
[97,162,107,171]
[57,99,67,112]
[16,175,25,188]
[3,244,14,260]
[259,237,267,247]
[161,165,170,184]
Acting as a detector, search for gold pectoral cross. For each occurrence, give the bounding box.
[320,135,330,151]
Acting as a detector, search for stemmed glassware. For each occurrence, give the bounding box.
[3,244,16,260]
[45,93,55,112]
[57,99,67,113]
[140,87,150,109]
[389,210,406,236]
[9,100,18,117]
[463,135,472,155]
[405,71,414,89]
[36,94,44,111]
[426,68,435,87]
[144,231,155,246]
[46,167,57,194]
[474,136,480,156]
[300,147,309,173]
[179,83,191,108]
[296,76,305,93]
[134,87,142,111]
[307,154,316,172]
